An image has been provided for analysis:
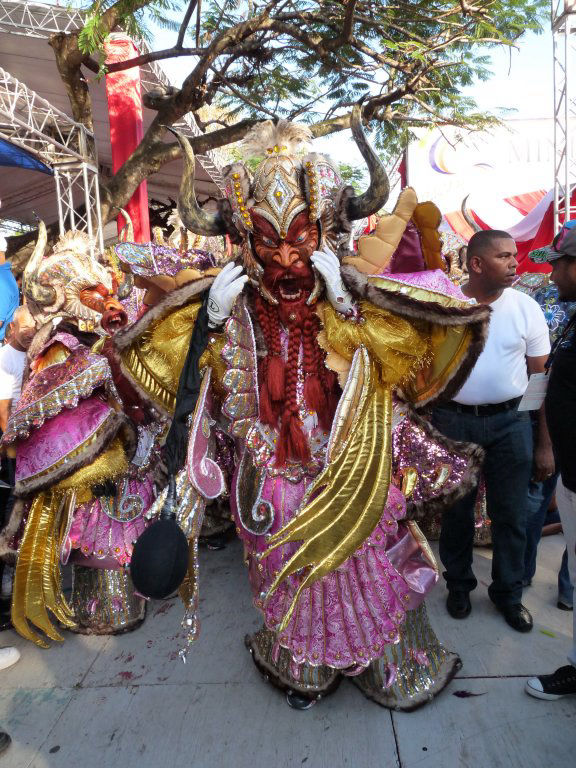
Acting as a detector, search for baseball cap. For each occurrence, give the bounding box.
[530,220,576,263]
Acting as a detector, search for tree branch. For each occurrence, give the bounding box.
[342,0,358,41]
[99,0,152,36]
[105,46,204,72]
[177,0,198,48]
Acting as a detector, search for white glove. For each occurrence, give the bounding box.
[311,246,356,316]
[207,262,249,328]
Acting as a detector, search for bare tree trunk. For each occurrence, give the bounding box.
[49,33,94,133]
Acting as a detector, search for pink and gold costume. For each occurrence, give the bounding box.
[114,113,489,710]
[2,225,160,646]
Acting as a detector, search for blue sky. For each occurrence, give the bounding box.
[469,30,552,120]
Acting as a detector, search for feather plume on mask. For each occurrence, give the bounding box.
[241,120,313,158]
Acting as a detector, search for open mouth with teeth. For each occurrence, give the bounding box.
[101,309,128,335]
[277,277,305,302]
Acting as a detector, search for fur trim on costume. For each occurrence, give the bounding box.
[0,498,25,562]
[333,186,355,250]
[113,278,214,351]
[26,321,56,366]
[352,650,461,712]
[342,265,491,325]
[403,407,485,520]
[342,265,490,406]
[217,198,242,244]
[14,410,126,498]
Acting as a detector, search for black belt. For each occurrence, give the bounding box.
[440,396,522,416]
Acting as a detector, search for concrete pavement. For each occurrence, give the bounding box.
[1,534,574,768]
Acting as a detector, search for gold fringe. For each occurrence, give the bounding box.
[12,491,76,648]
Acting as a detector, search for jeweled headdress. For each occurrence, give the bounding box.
[23,221,115,332]
[171,104,390,272]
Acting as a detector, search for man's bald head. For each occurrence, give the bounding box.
[467,230,513,265]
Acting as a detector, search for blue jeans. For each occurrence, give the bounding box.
[524,473,559,582]
[524,474,573,604]
[559,548,574,605]
[432,405,533,606]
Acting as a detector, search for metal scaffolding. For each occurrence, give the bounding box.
[0,66,94,165]
[0,65,104,251]
[0,0,225,191]
[552,1,576,230]
[0,0,84,35]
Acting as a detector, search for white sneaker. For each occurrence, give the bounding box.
[0,647,20,671]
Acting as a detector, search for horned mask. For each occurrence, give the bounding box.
[172,105,390,302]
[23,221,119,332]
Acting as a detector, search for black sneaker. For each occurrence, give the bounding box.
[525,665,576,700]
[446,590,471,619]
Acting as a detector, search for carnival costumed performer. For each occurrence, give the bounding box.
[114,107,490,711]
[0,223,162,647]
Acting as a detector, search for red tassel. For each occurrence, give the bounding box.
[259,381,277,427]
[275,414,310,467]
[267,355,285,402]
[304,374,327,417]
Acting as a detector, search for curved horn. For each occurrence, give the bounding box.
[346,103,390,221]
[23,220,57,306]
[461,195,482,233]
[116,271,134,300]
[166,126,227,237]
[116,207,134,242]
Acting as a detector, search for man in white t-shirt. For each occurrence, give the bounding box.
[0,306,34,429]
[0,306,34,631]
[432,230,553,633]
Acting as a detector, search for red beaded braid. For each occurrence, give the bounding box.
[302,315,328,427]
[275,322,310,466]
[254,294,284,426]
[254,294,340,465]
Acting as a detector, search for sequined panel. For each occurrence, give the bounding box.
[221,299,259,439]
[352,604,461,711]
[223,392,258,420]
[70,566,146,634]
[245,424,324,483]
[225,312,253,349]
[221,344,253,370]
[235,450,273,535]
[115,242,217,278]
[246,625,340,696]
[223,368,257,392]
[3,351,114,444]
[392,409,475,515]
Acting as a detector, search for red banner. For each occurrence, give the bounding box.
[104,34,150,243]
